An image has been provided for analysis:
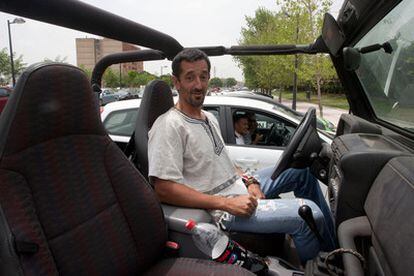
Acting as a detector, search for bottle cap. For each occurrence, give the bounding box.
[185,219,196,230]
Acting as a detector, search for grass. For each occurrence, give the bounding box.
[273,91,349,110]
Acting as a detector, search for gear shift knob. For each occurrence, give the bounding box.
[298,205,324,243]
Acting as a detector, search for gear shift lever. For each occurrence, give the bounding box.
[298,205,324,243]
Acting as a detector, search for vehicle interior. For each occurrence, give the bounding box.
[0,0,413,275]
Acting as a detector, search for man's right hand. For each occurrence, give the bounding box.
[223,195,258,217]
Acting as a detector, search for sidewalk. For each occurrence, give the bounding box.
[281,99,347,126]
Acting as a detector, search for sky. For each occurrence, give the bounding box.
[0,0,343,82]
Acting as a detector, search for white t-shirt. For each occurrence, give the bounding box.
[148,107,247,197]
[235,131,245,145]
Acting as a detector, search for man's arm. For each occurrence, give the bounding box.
[153,177,258,217]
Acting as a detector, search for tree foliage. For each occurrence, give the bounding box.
[0,48,26,84]
[209,77,223,88]
[224,77,237,87]
[43,55,68,63]
[159,74,173,88]
[236,0,337,113]
[102,68,120,87]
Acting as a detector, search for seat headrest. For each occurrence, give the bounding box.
[0,63,105,158]
[135,79,174,134]
[133,80,174,179]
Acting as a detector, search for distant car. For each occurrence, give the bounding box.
[101,95,332,172]
[0,87,12,114]
[99,89,118,105]
[115,89,131,100]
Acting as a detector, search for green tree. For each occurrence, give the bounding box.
[278,0,334,116]
[209,77,223,88]
[224,77,237,87]
[0,48,26,84]
[160,74,173,88]
[124,70,157,87]
[102,68,119,87]
[43,55,68,63]
[78,64,92,80]
[236,8,296,94]
[236,1,337,111]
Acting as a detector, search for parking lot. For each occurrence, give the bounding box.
[281,99,346,127]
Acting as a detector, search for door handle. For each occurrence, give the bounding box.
[235,159,259,165]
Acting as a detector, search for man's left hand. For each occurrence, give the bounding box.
[247,184,265,199]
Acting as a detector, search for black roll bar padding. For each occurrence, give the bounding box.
[337,216,371,276]
[227,43,326,56]
[0,0,183,59]
[91,50,165,92]
[190,38,329,57]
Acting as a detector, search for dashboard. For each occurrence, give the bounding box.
[329,114,412,227]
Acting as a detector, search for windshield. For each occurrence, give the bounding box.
[355,0,414,132]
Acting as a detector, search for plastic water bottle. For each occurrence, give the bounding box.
[185,220,268,275]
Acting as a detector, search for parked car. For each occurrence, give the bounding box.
[99,88,118,105]
[0,86,12,114]
[101,95,332,172]
[1,0,414,275]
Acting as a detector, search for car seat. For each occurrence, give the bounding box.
[0,63,253,276]
[337,155,414,276]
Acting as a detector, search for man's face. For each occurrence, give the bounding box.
[173,59,210,108]
[235,118,249,135]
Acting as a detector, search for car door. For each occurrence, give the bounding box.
[204,104,296,173]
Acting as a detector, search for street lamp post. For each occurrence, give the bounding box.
[7,17,25,87]
[284,12,299,111]
[119,63,122,87]
[292,14,299,111]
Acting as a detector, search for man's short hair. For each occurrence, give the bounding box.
[172,48,211,78]
[233,114,248,124]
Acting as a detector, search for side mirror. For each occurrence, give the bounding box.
[322,13,346,56]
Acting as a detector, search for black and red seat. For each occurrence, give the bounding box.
[0,63,253,275]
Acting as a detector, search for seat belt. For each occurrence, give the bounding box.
[123,131,137,162]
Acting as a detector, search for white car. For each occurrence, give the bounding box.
[101,94,332,173]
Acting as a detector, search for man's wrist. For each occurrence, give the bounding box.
[241,174,260,187]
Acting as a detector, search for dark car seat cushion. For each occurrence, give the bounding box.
[364,156,414,276]
[0,63,105,158]
[0,135,167,275]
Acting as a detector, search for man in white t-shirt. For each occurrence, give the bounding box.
[148,49,335,262]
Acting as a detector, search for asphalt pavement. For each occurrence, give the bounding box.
[280,99,347,127]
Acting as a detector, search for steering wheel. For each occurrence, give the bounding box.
[271,108,318,180]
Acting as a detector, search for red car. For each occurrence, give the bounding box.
[0,87,12,114]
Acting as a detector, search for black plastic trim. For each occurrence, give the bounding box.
[0,0,183,59]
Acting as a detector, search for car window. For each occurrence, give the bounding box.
[103,108,138,136]
[355,0,414,132]
[0,88,9,97]
[230,109,295,147]
[203,106,220,121]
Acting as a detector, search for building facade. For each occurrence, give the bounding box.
[76,38,143,74]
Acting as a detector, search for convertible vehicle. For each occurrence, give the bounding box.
[0,0,413,275]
